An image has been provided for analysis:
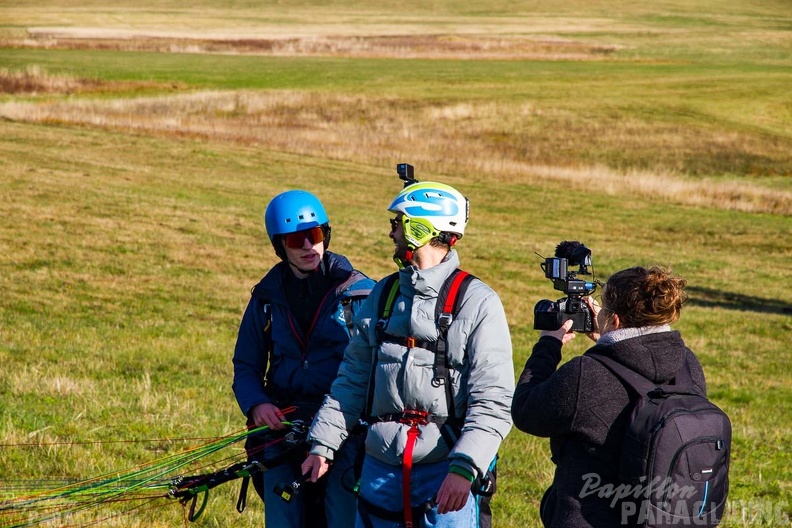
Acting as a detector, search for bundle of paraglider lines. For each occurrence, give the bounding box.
[0,407,307,527]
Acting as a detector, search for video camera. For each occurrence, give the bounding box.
[533,241,601,333]
[397,163,418,187]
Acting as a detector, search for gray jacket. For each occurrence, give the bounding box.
[308,250,514,479]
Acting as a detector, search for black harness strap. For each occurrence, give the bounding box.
[366,273,400,418]
[236,475,250,513]
[433,270,474,426]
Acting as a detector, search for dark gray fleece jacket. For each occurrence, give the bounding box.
[512,328,707,528]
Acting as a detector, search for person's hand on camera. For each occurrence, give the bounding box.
[584,296,602,343]
[540,319,575,345]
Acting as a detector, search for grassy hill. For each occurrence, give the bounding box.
[1,1,790,526]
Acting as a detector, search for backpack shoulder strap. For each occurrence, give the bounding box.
[340,297,356,333]
[248,284,274,348]
[378,272,401,321]
[366,272,400,418]
[374,272,401,341]
[339,272,375,333]
[376,269,475,330]
[436,270,476,328]
[434,269,477,425]
[433,269,476,384]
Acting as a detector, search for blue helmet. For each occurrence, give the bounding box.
[264,190,329,239]
[264,190,331,258]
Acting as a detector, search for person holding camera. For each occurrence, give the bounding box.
[232,190,374,528]
[511,266,707,527]
[301,179,514,528]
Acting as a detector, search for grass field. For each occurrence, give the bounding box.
[1,1,791,527]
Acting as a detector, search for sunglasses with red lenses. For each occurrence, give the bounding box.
[283,226,325,249]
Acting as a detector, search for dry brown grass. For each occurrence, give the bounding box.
[1,2,785,64]
[1,86,789,215]
[0,65,183,95]
[0,65,103,94]
[2,30,620,61]
[0,6,640,40]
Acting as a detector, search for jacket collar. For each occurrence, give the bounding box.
[597,325,672,346]
[400,249,460,299]
[253,251,353,302]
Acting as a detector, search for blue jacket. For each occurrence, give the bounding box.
[232,252,374,418]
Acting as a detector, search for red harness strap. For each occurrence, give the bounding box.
[399,410,430,528]
[441,270,470,314]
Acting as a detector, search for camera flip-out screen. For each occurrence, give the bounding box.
[545,258,567,280]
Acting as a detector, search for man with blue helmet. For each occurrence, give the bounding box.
[303,177,514,528]
[232,190,374,528]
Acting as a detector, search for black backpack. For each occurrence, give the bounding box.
[588,352,731,528]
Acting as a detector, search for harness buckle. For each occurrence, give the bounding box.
[405,337,416,348]
[437,312,453,330]
[399,409,430,427]
[241,460,265,474]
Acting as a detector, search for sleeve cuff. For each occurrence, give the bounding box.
[309,443,335,461]
[449,461,476,482]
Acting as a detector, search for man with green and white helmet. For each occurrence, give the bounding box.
[303,174,514,528]
[388,181,469,268]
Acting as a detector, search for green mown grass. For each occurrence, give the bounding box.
[2,119,789,526]
[1,1,790,526]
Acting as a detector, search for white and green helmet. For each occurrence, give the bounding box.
[388,182,469,250]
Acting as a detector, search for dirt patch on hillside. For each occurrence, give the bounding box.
[5,28,620,60]
[0,66,184,95]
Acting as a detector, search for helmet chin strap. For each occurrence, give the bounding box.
[437,232,458,247]
[394,231,459,268]
[393,248,414,269]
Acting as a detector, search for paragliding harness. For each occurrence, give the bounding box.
[237,272,370,528]
[240,273,370,527]
[356,269,497,528]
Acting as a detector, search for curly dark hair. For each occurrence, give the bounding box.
[601,266,688,328]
